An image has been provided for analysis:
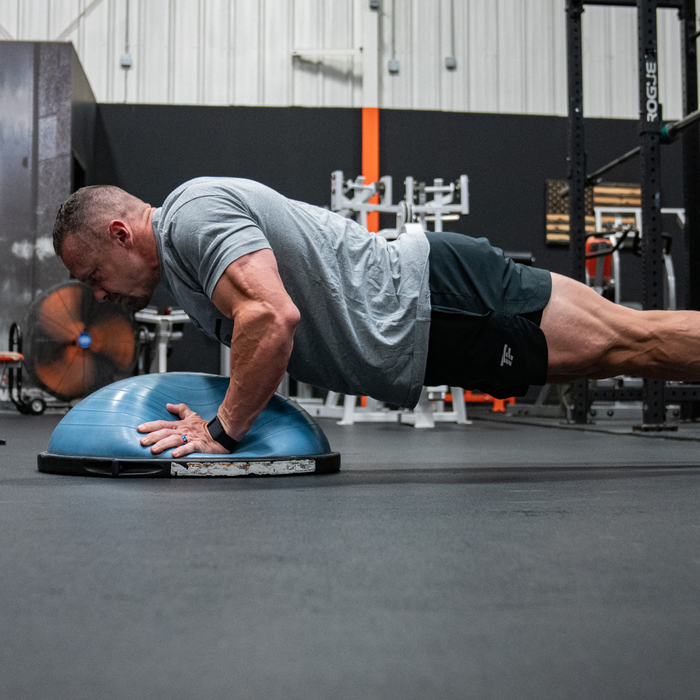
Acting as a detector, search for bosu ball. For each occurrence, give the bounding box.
[38,373,340,477]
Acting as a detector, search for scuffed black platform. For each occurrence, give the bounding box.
[37,451,341,477]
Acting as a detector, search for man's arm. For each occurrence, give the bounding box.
[211,248,300,439]
[138,248,299,456]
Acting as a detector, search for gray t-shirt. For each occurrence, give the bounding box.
[152,177,431,408]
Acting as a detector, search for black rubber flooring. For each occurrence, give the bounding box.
[2,409,700,700]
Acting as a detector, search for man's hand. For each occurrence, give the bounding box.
[137,403,229,457]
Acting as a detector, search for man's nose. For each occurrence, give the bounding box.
[92,287,107,303]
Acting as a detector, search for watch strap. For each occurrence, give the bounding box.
[207,416,240,452]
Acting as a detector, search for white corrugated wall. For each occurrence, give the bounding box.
[0,0,691,118]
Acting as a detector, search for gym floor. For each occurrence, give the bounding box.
[2,408,700,700]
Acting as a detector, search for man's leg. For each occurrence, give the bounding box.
[541,272,700,382]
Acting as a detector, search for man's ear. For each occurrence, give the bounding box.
[107,220,134,248]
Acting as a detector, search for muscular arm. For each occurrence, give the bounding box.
[211,248,300,440]
[138,248,299,456]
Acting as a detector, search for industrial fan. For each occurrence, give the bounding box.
[20,281,138,403]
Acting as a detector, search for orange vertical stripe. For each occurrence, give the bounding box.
[362,107,380,233]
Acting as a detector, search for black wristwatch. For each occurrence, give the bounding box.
[207,416,240,452]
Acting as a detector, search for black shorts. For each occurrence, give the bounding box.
[423,232,552,398]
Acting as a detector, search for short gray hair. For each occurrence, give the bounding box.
[52,185,140,256]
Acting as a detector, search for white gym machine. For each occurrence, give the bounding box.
[330,170,469,238]
[135,307,191,374]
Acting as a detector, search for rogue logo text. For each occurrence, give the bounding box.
[645,58,658,123]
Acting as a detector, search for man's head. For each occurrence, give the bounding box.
[53,186,161,311]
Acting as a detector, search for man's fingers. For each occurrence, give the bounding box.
[137,419,177,433]
[167,403,195,419]
[148,432,189,455]
[138,404,199,433]
[172,441,198,459]
[140,428,180,447]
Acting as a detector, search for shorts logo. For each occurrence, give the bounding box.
[501,344,513,367]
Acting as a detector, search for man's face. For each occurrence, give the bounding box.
[61,234,153,312]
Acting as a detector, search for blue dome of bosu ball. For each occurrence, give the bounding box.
[38,373,340,478]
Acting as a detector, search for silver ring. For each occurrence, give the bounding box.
[181,434,188,444]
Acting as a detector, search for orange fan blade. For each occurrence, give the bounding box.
[88,315,136,370]
[37,286,85,344]
[34,345,95,399]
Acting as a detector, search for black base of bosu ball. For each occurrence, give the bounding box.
[38,373,340,477]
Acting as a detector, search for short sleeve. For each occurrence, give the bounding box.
[168,193,272,298]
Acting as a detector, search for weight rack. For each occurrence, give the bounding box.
[566,0,700,427]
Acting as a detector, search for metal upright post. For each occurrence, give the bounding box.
[679,0,700,420]
[638,0,666,427]
[566,0,589,423]
[680,0,700,311]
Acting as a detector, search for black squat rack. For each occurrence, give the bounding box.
[566,0,700,428]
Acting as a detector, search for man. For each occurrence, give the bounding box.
[53,177,700,457]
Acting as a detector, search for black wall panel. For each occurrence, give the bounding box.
[95,104,362,210]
